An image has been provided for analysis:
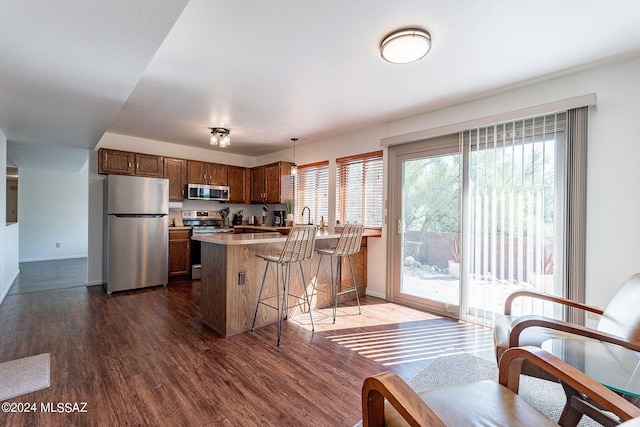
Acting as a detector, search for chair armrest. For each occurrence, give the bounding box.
[499,346,640,422]
[361,371,447,427]
[508,315,640,352]
[504,290,603,316]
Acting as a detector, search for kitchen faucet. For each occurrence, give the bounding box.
[301,206,312,225]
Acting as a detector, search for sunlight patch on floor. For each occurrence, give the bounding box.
[288,301,442,332]
[327,321,494,366]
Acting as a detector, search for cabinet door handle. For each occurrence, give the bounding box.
[128,162,132,168]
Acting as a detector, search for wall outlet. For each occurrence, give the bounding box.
[238,271,246,286]
[55,242,61,248]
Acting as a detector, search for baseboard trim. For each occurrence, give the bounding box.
[365,290,386,299]
[85,281,103,287]
[0,269,20,306]
[19,255,87,263]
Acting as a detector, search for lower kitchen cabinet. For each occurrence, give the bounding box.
[169,228,191,276]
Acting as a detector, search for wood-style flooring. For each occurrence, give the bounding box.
[0,276,493,426]
[8,258,87,295]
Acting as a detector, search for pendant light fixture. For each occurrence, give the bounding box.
[380,27,431,64]
[290,137,298,176]
[209,127,231,147]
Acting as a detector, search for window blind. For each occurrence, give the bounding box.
[463,113,567,325]
[336,150,383,227]
[295,161,329,225]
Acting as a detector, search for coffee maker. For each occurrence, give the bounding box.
[272,210,286,226]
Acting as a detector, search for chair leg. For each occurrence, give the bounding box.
[251,261,270,331]
[276,263,284,346]
[348,254,361,315]
[282,263,289,320]
[312,253,323,308]
[332,255,338,323]
[299,261,314,332]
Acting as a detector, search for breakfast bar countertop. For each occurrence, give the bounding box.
[192,227,381,246]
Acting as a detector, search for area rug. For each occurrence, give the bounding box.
[356,350,600,426]
[0,353,50,401]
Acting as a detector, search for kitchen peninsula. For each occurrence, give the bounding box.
[193,227,381,337]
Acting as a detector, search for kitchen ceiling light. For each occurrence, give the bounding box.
[290,137,298,176]
[209,127,230,147]
[380,28,431,64]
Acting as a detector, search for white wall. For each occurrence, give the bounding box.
[18,163,88,262]
[0,128,20,305]
[89,54,640,311]
[275,54,640,309]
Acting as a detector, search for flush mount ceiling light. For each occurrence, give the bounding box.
[380,27,431,64]
[209,127,230,147]
[290,137,298,176]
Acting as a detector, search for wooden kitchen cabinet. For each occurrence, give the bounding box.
[187,160,208,184]
[99,148,134,175]
[208,163,228,186]
[98,148,163,178]
[164,157,187,201]
[134,152,164,177]
[228,166,250,204]
[250,165,266,203]
[187,160,228,186]
[251,161,293,204]
[168,228,191,276]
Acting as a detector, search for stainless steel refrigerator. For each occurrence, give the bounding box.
[103,175,169,294]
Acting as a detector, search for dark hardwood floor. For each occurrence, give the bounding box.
[0,277,493,426]
[8,258,87,295]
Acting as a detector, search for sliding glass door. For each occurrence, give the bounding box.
[389,135,461,317]
[388,113,567,326]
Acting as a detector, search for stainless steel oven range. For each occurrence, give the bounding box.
[181,210,235,279]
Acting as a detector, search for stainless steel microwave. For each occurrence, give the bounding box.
[187,184,230,201]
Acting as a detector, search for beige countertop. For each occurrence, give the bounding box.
[192,227,381,245]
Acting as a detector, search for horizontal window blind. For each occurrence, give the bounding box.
[336,150,383,227]
[295,161,329,225]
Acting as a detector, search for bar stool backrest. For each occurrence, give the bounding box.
[333,223,364,256]
[278,225,317,263]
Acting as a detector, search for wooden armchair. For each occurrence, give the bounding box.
[493,273,640,379]
[362,346,640,427]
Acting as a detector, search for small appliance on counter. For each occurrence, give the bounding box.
[248,215,257,225]
[232,210,243,225]
[272,210,286,226]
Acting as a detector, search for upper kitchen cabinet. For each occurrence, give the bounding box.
[250,165,265,203]
[187,160,228,186]
[228,166,250,204]
[164,157,187,201]
[98,148,164,178]
[134,153,164,177]
[251,162,293,204]
[99,148,133,175]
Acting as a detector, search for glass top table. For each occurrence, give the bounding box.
[542,337,640,399]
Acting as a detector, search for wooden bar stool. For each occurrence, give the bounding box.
[313,223,364,323]
[251,225,317,345]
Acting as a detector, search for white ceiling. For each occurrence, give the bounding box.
[3,0,640,168]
